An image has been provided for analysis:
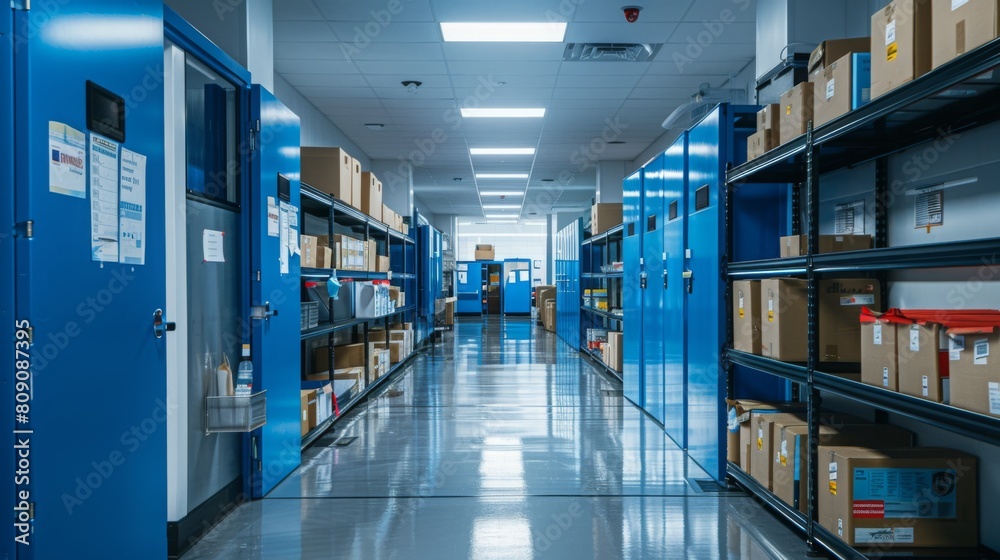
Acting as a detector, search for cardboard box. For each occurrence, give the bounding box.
[757,104,781,135]
[819,279,881,362]
[318,246,333,269]
[604,331,623,372]
[313,343,383,374]
[933,0,1000,69]
[535,285,556,308]
[360,172,382,221]
[349,158,362,209]
[373,349,390,378]
[300,390,312,436]
[948,329,1000,417]
[386,340,405,363]
[747,129,773,161]
[871,0,933,98]
[732,280,762,355]
[808,37,872,76]
[861,311,900,391]
[377,256,391,272]
[300,235,319,268]
[475,244,495,261]
[780,235,873,257]
[364,239,377,272]
[388,286,402,307]
[761,278,808,361]
[898,322,949,402]
[591,203,623,235]
[811,53,872,128]
[819,447,978,548]
[778,82,814,145]
[773,424,914,514]
[726,399,807,468]
[544,300,557,332]
[390,329,413,356]
[382,204,394,227]
[301,147,354,204]
[749,412,806,490]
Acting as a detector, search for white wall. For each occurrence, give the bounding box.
[458,223,549,285]
[246,0,274,91]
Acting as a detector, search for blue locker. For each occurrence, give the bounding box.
[417,224,442,341]
[556,218,582,349]
[661,134,688,447]
[684,105,771,481]
[248,85,301,497]
[622,170,644,407]
[9,1,169,556]
[0,4,14,551]
[456,261,483,315]
[642,154,666,424]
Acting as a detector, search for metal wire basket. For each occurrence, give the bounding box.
[205,390,267,433]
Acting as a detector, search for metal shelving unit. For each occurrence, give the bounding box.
[723,37,1000,560]
[298,183,420,450]
[581,306,623,322]
[580,224,624,370]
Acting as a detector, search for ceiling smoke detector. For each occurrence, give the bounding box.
[402,80,422,94]
[563,43,662,62]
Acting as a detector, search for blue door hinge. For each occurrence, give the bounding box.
[14,221,33,238]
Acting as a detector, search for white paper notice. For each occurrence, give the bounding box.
[89,135,120,262]
[278,203,289,274]
[458,271,467,283]
[989,382,1000,415]
[119,149,146,265]
[267,196,279,237]
[202,229,226,263]
[49,122,86,198]
[519,270,529,281]
[508,271,516,283]
[974,339,989,366]
[288,205,300,255]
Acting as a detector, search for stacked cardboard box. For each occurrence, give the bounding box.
[810,50,872,128]
[590,203,623,235]
[778,82,814,145]
[726,399,806,469]
[932,0,1000,69]
[301,235,319,268]
[603,331,623,372]
[748,105,779,160]
[536,285,556,325]
[732,280,762,355]
[543,301,557,332]
[301,147,361,208]
[300,389,317,436]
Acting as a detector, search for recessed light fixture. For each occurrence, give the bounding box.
[480,190,525,196]
[484,213,517,218]
[482,204,521,210]
[476,173,529,179]
[365,123,385,130]
[487,220,519,224]
[440,22,567,43]
[461,108,546,118]
[470,148,536,156]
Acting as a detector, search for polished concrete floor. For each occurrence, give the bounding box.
[182,317,819,559]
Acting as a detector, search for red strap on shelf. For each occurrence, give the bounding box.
[859,308,911,324]
[332,391,340,417]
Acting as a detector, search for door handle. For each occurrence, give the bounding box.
[251,301,278,320]
[663,269,668,290]
[153,309,176,339]
[683,270,693,294]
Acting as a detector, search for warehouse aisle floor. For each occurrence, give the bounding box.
[182,317,819,559]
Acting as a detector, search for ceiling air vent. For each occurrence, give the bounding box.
[563,43,662,62]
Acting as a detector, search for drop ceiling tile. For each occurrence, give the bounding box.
[340,43,444,61]
[328,21,442,43]
[449,74,557,89]
[552,87,632,100]
[312,97,386,109]
[355,60,450,75]
[364,74,450,88]
[275,42,351,60]
[445,60,563,75]
[432,0,570,20]
[313,0,436,22]
[684,0,756,22]
[372,86,455,99]
[272,0,325,21]
[564,22,678,43]
[274,21,338,43]
[545,98,622,109]
[555,73,642,88]
[667,22,756,44]
[630,86,717,99]
[441,43,566,61]
[571,0,695,22]
[557,61,652,75]
[282,74,371,88]
[451,87,553,103]
[381,98,457,109]
[274,59,358,74]
[296,85,377,98]
[646,59,751,76]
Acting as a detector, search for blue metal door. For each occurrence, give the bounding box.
[642,154,666,424]
[248,85,301,497]
[685,105,760,482]
[456,261,482,315]
[503,259,531,314]
[662,134,688,447]
[0,3,15,552]
[9,1,168,556]
[622,170,644,407]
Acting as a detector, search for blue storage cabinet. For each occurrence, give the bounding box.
[661,133,688,447]
[503,259,532,314]
[622,170,644,407]
[417,224,442,342]
[556,219,582,349]
[684,104,788,482]
[641,154,667,424]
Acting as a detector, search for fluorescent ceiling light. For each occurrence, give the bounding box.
[480,190,525,197]
[482,204,522,210]
[484,213,518,219]
[486,220,519,224]
[470,148,536,156]
[461,108,546,118]
[440,22,566,43]
[477,173,529,179]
